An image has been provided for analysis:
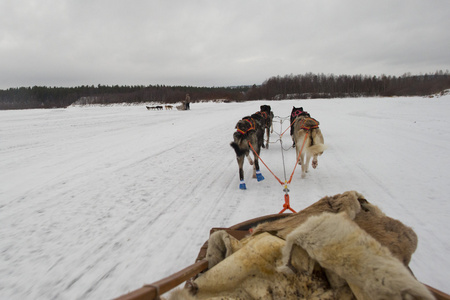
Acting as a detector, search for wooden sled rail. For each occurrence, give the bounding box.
[114,260,208,300]
[425,284,450,300]
[114,214,287,300]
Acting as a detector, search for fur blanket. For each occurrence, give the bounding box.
[166,191,434,300]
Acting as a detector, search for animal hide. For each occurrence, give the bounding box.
[188,233,334,300]
[166,191,433,300]
[252,191,417,267]
[205,230,242,269]
[282,212,434,300]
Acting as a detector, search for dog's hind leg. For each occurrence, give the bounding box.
[251,149,258,179]
[312,155,319,169]
[231,141,247,189]
[236,155,246,189]
[296,143,308,178]
[303,152,312,175]
[253,159,264,181]
[246,153,254,165]
[308,130,326,170]
[295,139,305,166]
[251,145,265,182]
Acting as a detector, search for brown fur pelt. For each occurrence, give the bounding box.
[205,230,242,269]
[252,191,364,239]
[168,191,428,300]
[353,201,418,266]
[281,212,434,300]
[190,233,335,300]
[252,191,418,267]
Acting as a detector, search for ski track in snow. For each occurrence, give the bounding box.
[1,98,450,299]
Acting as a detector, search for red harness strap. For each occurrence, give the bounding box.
[236,118,255,135]
[298,117,319,130]
[256,111,268,119]
[257,111,271,127]
[291,110,307,117]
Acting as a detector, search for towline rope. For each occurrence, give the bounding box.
[248,116,310,214]
[249,132,308,186]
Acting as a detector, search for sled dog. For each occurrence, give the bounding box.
[292,113,326,178]
[146,105,163,110]
[290,106,310,145]
[245,113,265,150]
[260,105,274,148]
[230,117,265,189]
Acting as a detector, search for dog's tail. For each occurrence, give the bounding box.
[307,144,327,156]
[230,141,246,157]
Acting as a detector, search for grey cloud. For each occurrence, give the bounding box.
[1,0,449,89]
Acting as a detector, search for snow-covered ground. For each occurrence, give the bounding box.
[1,96,449,299]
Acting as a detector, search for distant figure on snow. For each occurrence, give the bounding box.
[184,94,190,110]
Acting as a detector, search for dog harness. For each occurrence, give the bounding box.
[236,118,256,135]
[255,111,271,126]
[291,110,309,118]
[255,111,268,119]
[298,117,320,130]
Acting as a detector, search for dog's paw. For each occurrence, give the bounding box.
[256,171,265,182]
[312,159,318,169]
[239,182,247,190]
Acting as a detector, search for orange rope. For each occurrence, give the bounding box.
[287,131,309,184]
[248,117,311,214]
[280,118,297,138]
[248,141,284,185]
[248,131,308,185]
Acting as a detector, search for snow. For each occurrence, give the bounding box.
[1,96,450,299]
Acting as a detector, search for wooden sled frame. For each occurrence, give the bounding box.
[115,213,450,300]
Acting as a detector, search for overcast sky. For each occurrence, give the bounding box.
[1,0,449,89]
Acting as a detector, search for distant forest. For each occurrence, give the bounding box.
[1,71,449,110]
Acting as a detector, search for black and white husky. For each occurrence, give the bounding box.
[260,105,274,149]
[230,117,265,189]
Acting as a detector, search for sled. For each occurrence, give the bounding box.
[115,213,450,300]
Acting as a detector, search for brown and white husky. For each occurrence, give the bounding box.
[292,114,326,178]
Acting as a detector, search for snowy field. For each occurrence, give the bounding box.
[1,96,450,299]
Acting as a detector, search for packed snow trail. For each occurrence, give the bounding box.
[1,97,449,299]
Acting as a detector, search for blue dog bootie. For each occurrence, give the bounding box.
[239,180,247,190]
[256,170,265,182]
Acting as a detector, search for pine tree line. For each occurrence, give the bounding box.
[247,71,450,100]
[1,71,449,110]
